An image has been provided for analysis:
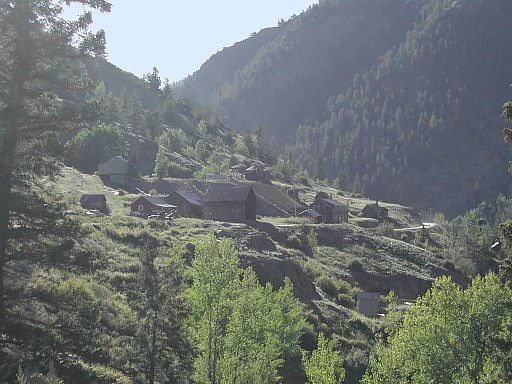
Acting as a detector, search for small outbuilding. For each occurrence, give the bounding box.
[362,200,388,221]
[245,165,271,183]
[174,190,203,218]
[204,184,257,222]
[311,192,349,223]
[131,195,177,215]
[97,156,137,187]
[357,292,380,317]
[80,194,108,213]
[298,209,324,224]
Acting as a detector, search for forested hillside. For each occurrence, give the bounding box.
[177,0,419,140]
[177,0,512,216]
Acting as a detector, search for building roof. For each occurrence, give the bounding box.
[246,165,259,172]
[205,184,253,203]
[357,292,381,300]
[80,194,106,203]
[97,156,131,176]
[138,195,177,209]
[175,190,202,206]
[364,203,388,212]
[299,209,323,218]
[321,198,347,209]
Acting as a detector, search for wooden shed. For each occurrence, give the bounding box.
[174,190,203,218]
[311,192,349,223]
[97,156,136,187]
[131,195,177,215]
[204,184,257,222]
[362,200,388,221]
[357,292,380,317]
[298,209,324,224]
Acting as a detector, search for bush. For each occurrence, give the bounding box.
[336,279,352,294]
[167,162,194,178]
[348,259,364,272]
[317,275,338,297]
[376,221,395,237]
[443,260,456,271]
[303,260,322,280]
[286,235,302,250]
[337,293,355,308]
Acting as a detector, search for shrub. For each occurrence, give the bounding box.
[286,235,302,250]
[337,293,355,308]
[376,221,395,237]
[443,260,456,271]
[348,259,364,272]
[317,275,338,297]
[303,260,322,280]
[167,162,194,178]
[336,279,352,294]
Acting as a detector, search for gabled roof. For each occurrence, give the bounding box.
[321,198,347,209]
[357,292,380,300]
[205,184,253,203]
[139,195,177,209]
[299,209,323,218]
[364,203,388,212]
[98,156,131,175]
[175,190,202,206]
[80,194,106,203]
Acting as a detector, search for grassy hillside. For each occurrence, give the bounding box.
[40,165,462,383]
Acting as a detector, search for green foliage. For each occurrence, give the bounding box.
[187,234,306,384]
[362,274,512,383]
[143,66,162,92]
[154,147,168,179]
[64,124,124,173]
[303,333,345,384]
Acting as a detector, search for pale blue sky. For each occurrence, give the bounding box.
[67,1,318,82]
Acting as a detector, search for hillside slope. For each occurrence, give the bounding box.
[293,0,512,216]
[176,0,512,216]
[176,0,419,138]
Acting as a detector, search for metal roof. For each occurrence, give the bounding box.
[140,196,177,209]
[175,190,202,206]
[205,184,253,203]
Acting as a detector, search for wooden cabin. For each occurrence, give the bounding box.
[204,184,257,222]
[97,156,136,187]
[131,195,177,215]
[311,192,349,223]
[362,200,388,221]
[174,190,203,218]
[357,292,380,317]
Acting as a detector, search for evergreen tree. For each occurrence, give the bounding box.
[315,154,326,181]
[133,242,193,383]
[0,0,110,326]
[154,147,168,179]
[143,66,162,92]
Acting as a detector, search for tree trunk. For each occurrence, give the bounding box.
[0,0,30,328]
[148,310,158,384]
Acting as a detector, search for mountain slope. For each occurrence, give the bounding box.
[293,0,512,215]
[176,0,512,216]
[176,0,419,138]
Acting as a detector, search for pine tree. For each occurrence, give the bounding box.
[143,66,162,92]
[0,0,110,326]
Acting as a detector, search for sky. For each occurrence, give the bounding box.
[66,1,318,82]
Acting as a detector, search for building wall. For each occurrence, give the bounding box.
[175,195,202,218]
[357,298,380,317]
[204,202,245,222]
[109,174,128,186]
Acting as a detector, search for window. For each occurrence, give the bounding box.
[138,204,144,211]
